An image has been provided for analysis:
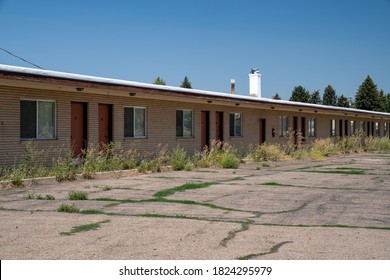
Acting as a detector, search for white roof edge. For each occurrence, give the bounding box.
[1,64,390,117]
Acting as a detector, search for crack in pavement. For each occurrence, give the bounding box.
[237,241,293,260]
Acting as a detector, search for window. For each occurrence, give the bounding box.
[229,113,242,137]
[350,121,355,136]
[124,107,146,138]
[375,122,380,136]
[176,109,193,137]
[385,123,388,137]
[279,116,289,137]
[360,121,366,133]
[308,118,316,137]
[330,119,336,137]
[20,100,55,139]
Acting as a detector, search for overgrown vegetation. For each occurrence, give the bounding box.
[2,135,390,184]
[57,203,80,213]
[68,190,88,200]
[25,193,55,200]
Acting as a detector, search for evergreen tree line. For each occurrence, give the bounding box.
[272,75,390,113]
[153,76,192,89]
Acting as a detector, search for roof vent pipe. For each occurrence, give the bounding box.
[249,68,261,98]
[230,79,235,95]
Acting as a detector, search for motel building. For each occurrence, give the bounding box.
[1,64,390,167]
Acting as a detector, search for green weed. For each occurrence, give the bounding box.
[57,203,80,213]
[60,219,110,236]
[68,190,88,200]
[154,182,215,198]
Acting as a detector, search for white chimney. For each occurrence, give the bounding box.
[249,68,261,98]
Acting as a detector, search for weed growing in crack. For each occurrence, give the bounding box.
[68,190,88,200]
[57,203,80,213]
[220,221,250,247]
[60,219,110,236]
[154,182,215,198]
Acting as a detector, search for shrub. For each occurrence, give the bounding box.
[250,143,285,162]
[170,146,189,171]
[365,137,390,152]
[218,152,240,169]
[57,203,79,213]
[138,159,161,173]
[68,190,88,200]
[53,148,78,182]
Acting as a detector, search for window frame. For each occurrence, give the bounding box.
[360,121,366,133]
[308,117,317,137]
[330,119,336,137]
[176,109,193,138]
[350,120,356,136]
[124,106,147,138]
[20,99,56,140]
[229,112,243,137]
[279,116,289,137]
[375,122,380,137]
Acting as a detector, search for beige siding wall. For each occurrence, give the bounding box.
[1,85,389,167]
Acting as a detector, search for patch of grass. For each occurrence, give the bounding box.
[80,209,105,215]
[104,202,121,207]
[60,219,110,236]
[220,221,250,247]
[68,190,88,200]
[24,193,55,200]
[301,169,365,175]
[258,223,390,231]
[103,185,112,191]
[262,182,293,187]
[237,241,292,260]
[57,203,80,213]
[153,182,215,198]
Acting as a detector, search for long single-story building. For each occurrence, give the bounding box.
[1,64,389,167]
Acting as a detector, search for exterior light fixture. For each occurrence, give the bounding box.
[128,92,136,97]
[207,100,212,104]
[270,106,275,109]
[235,103,240,106]
[76,87,84,92]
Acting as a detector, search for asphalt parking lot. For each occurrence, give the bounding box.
[0,153,389,259]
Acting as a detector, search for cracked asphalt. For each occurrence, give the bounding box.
[0,153,389,259]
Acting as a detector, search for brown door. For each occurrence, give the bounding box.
[201,111,210,150]
[259,118,266,144]
[98,104,112,147]
[71,102,87,157]
[216,112,223,142]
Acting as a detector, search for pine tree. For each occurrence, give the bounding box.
[180,76,192,89]
[378,89,386,112]
[322,85,337,106]
[272,93,281,100]
[309,90,322,104]
[289,86,310,103]
[153,77,166,85]
[385,93,390,113]
[354,75,380,111]
[337,95,349,107]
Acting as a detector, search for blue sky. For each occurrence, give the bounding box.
[1,0,389,99]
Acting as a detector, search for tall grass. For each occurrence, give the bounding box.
[2,136,390,183]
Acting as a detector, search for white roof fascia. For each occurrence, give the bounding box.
[1,64,390,117]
